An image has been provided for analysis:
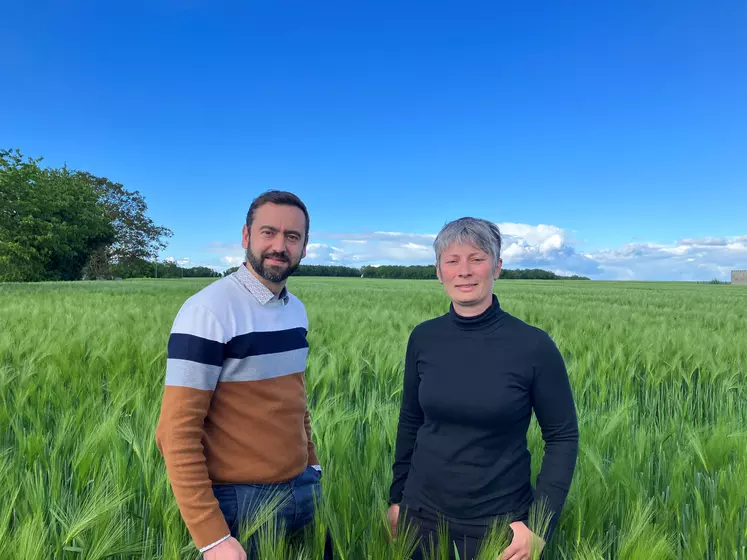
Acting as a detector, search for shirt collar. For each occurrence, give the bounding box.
[234,263,289,305]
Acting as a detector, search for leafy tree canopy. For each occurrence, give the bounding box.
[0,148,172,282]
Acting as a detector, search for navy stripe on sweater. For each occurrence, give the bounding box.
[225,327,308,359]
[168,333,225,367]
[168,327,308,366]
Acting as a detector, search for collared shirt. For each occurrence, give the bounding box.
[233,262,289,305]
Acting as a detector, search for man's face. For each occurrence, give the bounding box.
[242,202,307,285]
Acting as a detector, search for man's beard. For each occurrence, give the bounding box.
[245,247,300,283]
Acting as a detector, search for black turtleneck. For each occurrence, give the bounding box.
[389,295,578,541]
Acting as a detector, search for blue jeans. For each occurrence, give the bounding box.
[212,465,330,558]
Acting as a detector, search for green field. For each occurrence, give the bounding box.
[1,277,746,559]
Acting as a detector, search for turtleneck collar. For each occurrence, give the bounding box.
[449,294,504,331]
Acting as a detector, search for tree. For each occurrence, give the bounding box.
[74,171,173,279]
[110,257,157,279]
[0,149,115,282]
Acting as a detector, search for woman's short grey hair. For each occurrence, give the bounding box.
[433,217,502,266]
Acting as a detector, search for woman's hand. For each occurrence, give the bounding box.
[501,521,545,560]
[387,504,400,540]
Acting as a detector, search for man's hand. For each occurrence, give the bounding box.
[501,521,545,560]
[203,537,246,560]
[387,504,400,541]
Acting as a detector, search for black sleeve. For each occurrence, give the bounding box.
[388,330,424,505]
[530,333,579,540]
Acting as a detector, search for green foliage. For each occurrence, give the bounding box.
[500,268,590,280]
[107,258,220,279]
[0,149,116,282]
[0,148,172,282]
[294,264,361,277]
[1,278,745,559]
[74,171,173,279]
[109,257,158,279]
[223,264,363,278]
[362,264,437,279]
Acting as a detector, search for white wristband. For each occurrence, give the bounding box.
[199,534,231,553]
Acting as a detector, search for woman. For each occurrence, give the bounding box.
[388,217,579,560]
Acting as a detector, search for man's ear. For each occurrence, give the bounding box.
[241,225,249,250]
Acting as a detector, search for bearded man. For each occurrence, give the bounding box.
[156,190,331,559]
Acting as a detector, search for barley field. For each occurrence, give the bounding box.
[1,277,746,560]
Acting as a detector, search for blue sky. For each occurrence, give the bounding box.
[2,0,746,280]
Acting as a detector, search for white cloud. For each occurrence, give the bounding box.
[221,255,243,266]
[592,235,747,281]
[305,243,345,262]
[301,224,601,274]
[192,229,747,281]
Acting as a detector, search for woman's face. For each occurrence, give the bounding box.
[437,241,501,315]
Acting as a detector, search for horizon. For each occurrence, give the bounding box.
[154,259,747,284]
[2,1,745,281]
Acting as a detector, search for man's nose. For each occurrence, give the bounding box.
[271,234,286,253]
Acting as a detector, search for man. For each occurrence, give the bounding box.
[156,190,329,559]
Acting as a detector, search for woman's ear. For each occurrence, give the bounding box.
[494,257,502,279]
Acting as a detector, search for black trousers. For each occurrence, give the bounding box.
[400,505,488,560]
[399,503,538,560]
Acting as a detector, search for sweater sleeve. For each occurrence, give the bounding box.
[389,331,424,504]
[530,333,579,541]
[155,302,231,550]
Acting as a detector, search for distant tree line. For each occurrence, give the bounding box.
[1,148,174,282]
[110,257,221,279]
[498,268,590,280]
[295,264,361,277]
[222,263,589,280]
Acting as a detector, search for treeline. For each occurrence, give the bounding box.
[1,148,173,282]
[500,268,590,280]
[223,264,589,280]
[361,265,588,280]
[221,264,361,278]
[111,257,221,279]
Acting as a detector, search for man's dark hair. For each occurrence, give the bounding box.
[246,190,310,243]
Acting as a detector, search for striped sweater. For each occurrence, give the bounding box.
[155,264,319,550]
